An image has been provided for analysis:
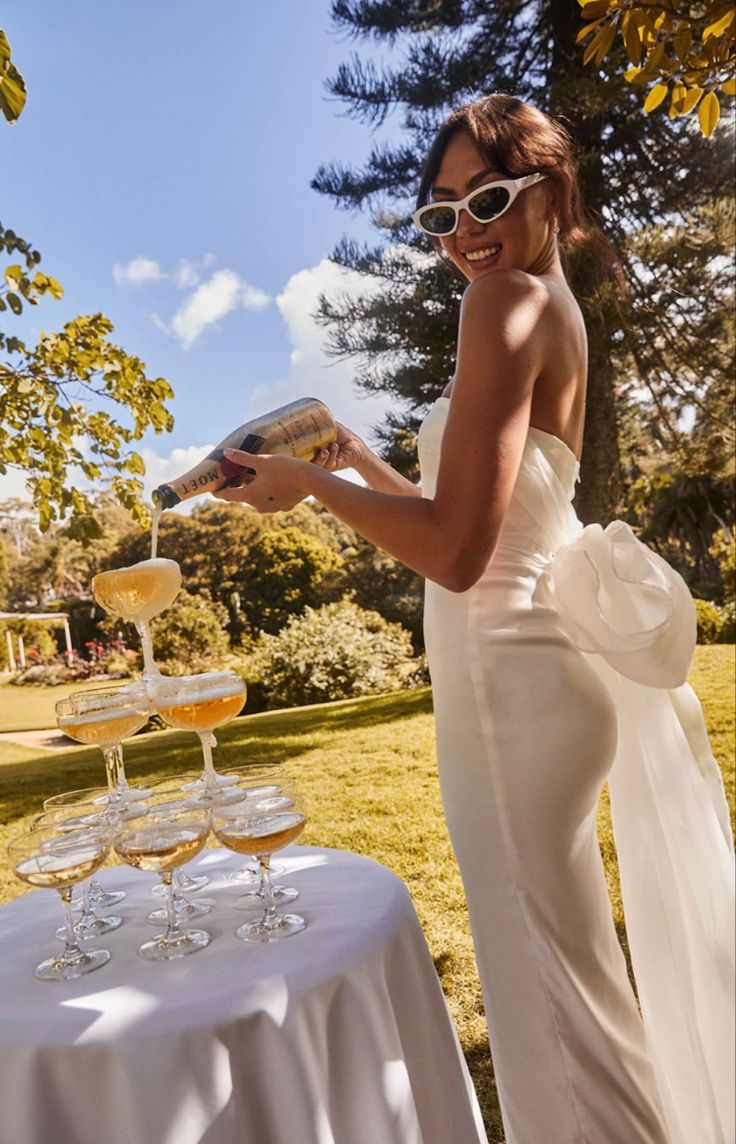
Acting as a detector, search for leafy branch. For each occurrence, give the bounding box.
[578,0,735,135]
[0,29,26,124]
[1,224,174,538]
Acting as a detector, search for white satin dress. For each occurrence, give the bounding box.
[418,397,735,1144]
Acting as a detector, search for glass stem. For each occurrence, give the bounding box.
[82,879,93,919]
[162,872,184,940]
[260,856,276,926]
[59,886,82,958]
[199,731,218,792]
[135,620,159,680]
[102,744,127,799]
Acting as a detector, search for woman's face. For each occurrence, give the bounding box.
[432,130,557,282]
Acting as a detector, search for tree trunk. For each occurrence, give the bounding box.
[548,0,623,525]
[575,329,622,524]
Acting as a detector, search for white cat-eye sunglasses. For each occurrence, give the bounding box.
[413,173,548,237]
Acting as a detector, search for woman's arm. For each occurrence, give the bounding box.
[217,270,550,591]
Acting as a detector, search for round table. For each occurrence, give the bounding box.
[0,845,488,1144]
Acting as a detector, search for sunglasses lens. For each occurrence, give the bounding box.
[469,185,511,221]
[418,205,457,236]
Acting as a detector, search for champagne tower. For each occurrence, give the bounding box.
[152,397,337,509]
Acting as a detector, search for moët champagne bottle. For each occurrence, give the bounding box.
[152,397,336,510]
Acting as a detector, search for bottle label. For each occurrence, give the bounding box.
[154,399,336,505]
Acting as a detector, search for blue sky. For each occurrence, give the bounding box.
[1,2,410,504]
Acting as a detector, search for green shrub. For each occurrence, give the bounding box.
[9,663,70,687]
[246,599,421,709]
[150,590,230,673]
[102,648,136,678]
[709,529,736,605]
[695,598,735,644]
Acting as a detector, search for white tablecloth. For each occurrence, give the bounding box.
[0,845,488,1144]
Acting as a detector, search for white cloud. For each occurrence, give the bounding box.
[112,257,164,288]
[0,466,33,505]
[170,269,271,350]
[173,254,215,289]
[174,260,200,289]
[249,258,391,450]
[113,252,218,292]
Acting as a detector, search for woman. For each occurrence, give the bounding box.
[216,96,734,1144]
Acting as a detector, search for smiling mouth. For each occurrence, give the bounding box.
[464,244,502,263]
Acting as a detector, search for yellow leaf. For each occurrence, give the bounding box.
[680,86,704,112]
[583,22,611,64]
[674,27,692,62]
[645,41,665,71]
[722,77,736,95]
[576,17,605,43]
[625,66,651,84]
[578,0,612,18]
[699,90,720,135]
[623,13,644,64]
[670,80,687,112]
[594,22,617,64]
[703,8,735,41]
[644,81,669,111]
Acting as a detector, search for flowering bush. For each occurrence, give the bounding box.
[694,598,736,644]
[8,639,138,686]
[246,600,422,710]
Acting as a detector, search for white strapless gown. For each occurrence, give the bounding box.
[418,398,735,1144]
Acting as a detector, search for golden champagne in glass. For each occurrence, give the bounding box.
[56,684,152,802]
[213,797,306,943]
[215,810,305,856]
[152,671,247,798]
[92,558,181,679]
[114,804,211,961]
[10,826,111,980]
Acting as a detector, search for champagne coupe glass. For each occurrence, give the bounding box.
[219,787,301,906]
[31,803,124,939]
[219,765,285,884]
[213,795,307,942]
[9,825,111,980]
[143,776,214,917]
[44,782,148,811]
[146,774,212,896]
[92,558,181,680]
[44,783,135,910]
[151,671,247,799]
[113,802,212,960]
[55,683,153,805]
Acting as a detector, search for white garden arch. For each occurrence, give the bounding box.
[0,612,74,672]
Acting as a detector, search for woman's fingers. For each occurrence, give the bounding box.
[306,442,342,472]
[212,486,247,502]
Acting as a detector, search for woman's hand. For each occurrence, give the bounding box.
[313,422,366,473]
[213,449,312,512]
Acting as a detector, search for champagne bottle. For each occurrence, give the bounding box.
[152,397,336,509]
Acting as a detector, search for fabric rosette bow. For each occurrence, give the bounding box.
[536,520,697,689]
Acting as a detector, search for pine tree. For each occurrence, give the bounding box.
[313,0,734,524]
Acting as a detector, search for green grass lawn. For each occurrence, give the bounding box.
[0,645,733,1143]
[0,678,113,732]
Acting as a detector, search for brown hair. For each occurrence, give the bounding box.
[416,93,621,288]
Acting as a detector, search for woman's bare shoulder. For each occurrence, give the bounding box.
[458,271,553,367]
[460,271,552,336]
